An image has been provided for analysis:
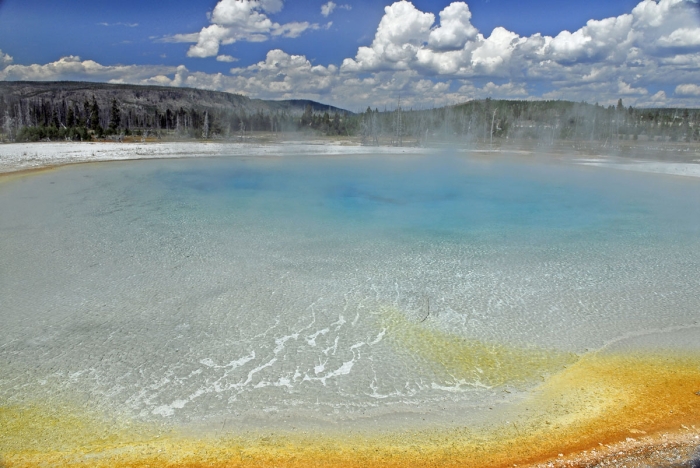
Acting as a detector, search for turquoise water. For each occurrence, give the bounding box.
[1,152,700,430]
[159,155,645,235]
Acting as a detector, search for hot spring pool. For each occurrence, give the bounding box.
[1,150,699,466]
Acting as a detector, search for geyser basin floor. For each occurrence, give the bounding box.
[1,150,700,466]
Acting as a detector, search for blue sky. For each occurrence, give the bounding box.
[1,0,699,109]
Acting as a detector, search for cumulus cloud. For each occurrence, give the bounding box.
[272,21,319,38]
[658,27,700,47]
[479,81,529,97]
[342,1,435,72]
[0,50,13,69]
[354,0,696,75]
[321,2,336,17]
[647,90,669,106]
[548,14,634,64]
[0,55,175,82]
[216,54,238,62]
[618,80,649,95]
[470,27,522,74]
[340,0,700,105]
[675,83,700,95]
[167,0,319,58]
[321,2,351,17]
[428,2,478,50]
[227,49,338,97]
[3,0,700,109]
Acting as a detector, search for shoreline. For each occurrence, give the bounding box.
[0,140,434,177]
[530,430,700,467]
[1,140,699,467]
[2,139,700,180]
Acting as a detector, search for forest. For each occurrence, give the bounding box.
[1,81,698,144]
[0,81,352,142]
[358,99,700,145]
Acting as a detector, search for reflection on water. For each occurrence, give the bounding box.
[1,152,700,466]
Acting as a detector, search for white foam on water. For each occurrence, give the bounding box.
[431,379,493,393]
[369,329,386,345]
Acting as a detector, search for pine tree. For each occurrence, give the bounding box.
[51,109,60,128]
[67,107,75,127]
[109,98,121,131]
[89,97,100,131]
[83,100,90,128]
[301,104,313,127]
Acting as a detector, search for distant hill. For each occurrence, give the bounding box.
[0,81,352,140]
[1,81,698,144]
[356,99,700,145]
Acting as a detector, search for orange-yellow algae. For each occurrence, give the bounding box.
[2,351,699,467]
[379,307,578,387]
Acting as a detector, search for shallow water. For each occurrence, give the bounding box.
[1,151,700,449]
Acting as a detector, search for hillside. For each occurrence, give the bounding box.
[0,81,351,140]
[357,99,700,146]
[1,81,699,145]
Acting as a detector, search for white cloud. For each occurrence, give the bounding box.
[618,80,648,95]
[0,50,13,69]
[259,0,284,14]
[471,27,522,74]
[342,1,435,72]
[658,27,700,47]
[168,0,319,58]
[548,14,633,64]
[227,49,338,97]
[647,90,669,106]
[631,0,686,28]
[272,21,319,38]
[428,2,478,51]
[675,83,700,95]
[97,22,139,27]
[480,81,529,97]
[0,56,175,82]
[341,0,700,104]
[321,1,336,17]
[321,2,351,17]
[161,33,200,43]
[216,55,238,62]
[3,0,700,109]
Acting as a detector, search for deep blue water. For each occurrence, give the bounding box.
[154,154,693,244]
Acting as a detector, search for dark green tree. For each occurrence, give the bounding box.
[322,111,330,133]
[89,96,100,131]
[109,98,121,131]
[67,107,75,127]
[300,104,313,127]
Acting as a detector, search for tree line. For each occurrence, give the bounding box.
[0,96,343,142]
[358,98,700,145]
[1,92,698,144]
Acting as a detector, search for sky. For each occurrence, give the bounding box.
[1,0,699,110]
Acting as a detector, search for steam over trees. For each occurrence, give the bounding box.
[356,99,700,146]
[0,82,698,144]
